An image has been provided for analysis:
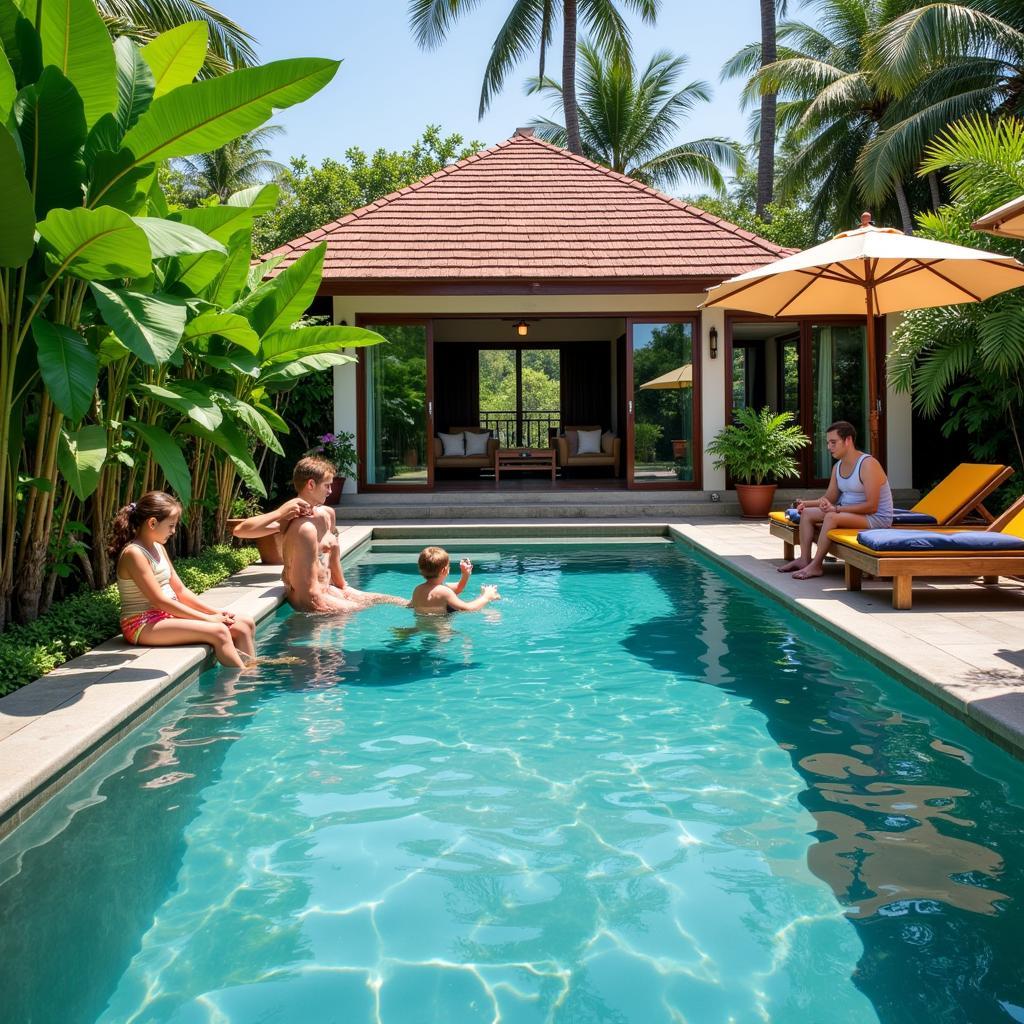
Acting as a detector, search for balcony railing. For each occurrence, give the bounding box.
[479,410,560,449]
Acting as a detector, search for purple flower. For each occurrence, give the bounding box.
[318,433,336,445]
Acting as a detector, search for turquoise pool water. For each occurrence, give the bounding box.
[1,540,1022,1023]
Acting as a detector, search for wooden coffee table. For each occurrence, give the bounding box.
[495,448,556,482]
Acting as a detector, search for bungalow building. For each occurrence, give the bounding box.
[267,129,911,496]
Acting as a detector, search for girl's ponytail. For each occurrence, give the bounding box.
[108,491,182,559]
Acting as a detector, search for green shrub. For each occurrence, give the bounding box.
[0,546,261,698]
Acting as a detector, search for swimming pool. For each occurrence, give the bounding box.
[1,540,1022,1023]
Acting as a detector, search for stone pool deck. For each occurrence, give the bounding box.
[1,519,1021,839]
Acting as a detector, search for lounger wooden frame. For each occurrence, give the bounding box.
[769,464,1014,562]
[829,497,1024,610]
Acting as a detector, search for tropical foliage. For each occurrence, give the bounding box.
[528,41,743,191]
[0,3,382,626]
[407,0,659,154]
[888,115,1024,472]
[175,126,286,203]
[706,408,810,484]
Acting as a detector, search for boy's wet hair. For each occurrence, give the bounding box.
[826,420,856,442]
[418,546,449,578]
[293,455,336,491]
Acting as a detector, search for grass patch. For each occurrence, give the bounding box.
[0,545,261,698]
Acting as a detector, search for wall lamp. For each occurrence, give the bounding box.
[709,326,718,359]
[515,320,529,337]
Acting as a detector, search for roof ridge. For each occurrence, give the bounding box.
[264,138,519,259]
[517,133,790,258]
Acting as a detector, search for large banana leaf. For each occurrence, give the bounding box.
[133,217,225,259]
[0,125,33,266]
[16,66,87,217]
[140,21,208,99]
[183,311,259,353]
[226,182,280,213]
[94,59,339,208]
[0,47,14,121]
[31,319,97,422]
[90,284,187,364]
[198,351,260,377]
[212,390,284,455]
[39,0,116,127]
[170,182,278,242]
[126,420,191,504]
[114,36,154,134]
[203,230,250,305]
[135,380,223,430]
[57,424,106,499]
[37,206,152,279]
[261,325,384,363]
[235,243,325,340]
[259,350,355,386]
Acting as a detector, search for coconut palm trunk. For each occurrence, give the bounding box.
[562,0,583,154]
[757,0,777,220]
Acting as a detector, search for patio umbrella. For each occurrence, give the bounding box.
[702,213,1024,457]
[640,364,693,470]
[972,194,1024,239]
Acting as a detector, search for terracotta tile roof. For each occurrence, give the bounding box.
[265,132,792,284]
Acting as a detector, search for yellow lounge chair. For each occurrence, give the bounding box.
[768,463,1014,562]
[825,496,1024,609]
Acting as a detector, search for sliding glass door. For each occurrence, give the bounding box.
[627,318,699,487]
[810,322,869,478]
[359,321,433,489]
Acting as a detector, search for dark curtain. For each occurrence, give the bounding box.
[433,343,480,430]
[560,341,611,428]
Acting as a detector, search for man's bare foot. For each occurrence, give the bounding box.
[778,558,809,573]
[792,565,824,580]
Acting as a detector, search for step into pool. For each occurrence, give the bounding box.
[1,540,1022,1023]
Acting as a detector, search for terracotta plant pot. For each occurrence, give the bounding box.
[671,439,688,460]
[735,482,777,519]
[225,517,284,566]
[327,476,346,504]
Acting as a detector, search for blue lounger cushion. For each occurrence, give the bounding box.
[856,529,1024,552]
[785,507,938,525]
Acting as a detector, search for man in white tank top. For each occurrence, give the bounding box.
[779,420,894,580]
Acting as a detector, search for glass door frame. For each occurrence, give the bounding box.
[354,316,435,492]
[724,313,886,487]
[625,314,703,490]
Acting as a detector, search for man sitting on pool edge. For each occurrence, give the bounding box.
[233,456,404,613]
[779,420,894,581]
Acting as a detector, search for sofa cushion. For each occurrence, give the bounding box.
[438,431,465,456]
[601,431,615,455]
[464,430,491,456]
[577,428,602,455]
[856,529,1024,552]
[565,429,578,455]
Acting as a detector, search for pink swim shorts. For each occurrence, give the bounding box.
[120,609,173,644]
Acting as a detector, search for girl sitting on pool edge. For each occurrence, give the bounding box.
[410,547,500,613]
[111,491,255,668]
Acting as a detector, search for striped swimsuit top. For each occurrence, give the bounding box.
[117,542,174,617]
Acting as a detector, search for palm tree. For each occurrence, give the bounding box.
[757,0,788,220]
[407,0,660,155]
[725,0,926,235]
[96,0,258,74]
[177,127,286,203]
[528,42,744,191]
[860,1,1024,206]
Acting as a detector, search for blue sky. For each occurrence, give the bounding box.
[214,1,801,190]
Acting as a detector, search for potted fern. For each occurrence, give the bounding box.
[706,408,810,518]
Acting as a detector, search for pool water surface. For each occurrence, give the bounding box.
[1,541,1022,1023]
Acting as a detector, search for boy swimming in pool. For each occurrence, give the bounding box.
[410,546,500,614]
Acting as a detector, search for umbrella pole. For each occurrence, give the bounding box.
[865,277,881,463]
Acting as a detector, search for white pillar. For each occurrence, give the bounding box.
[701,307,727,490]
[332,300,359,494]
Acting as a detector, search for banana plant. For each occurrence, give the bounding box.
[0,0,340,622]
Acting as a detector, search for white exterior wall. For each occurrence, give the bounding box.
[329,293,908,493]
